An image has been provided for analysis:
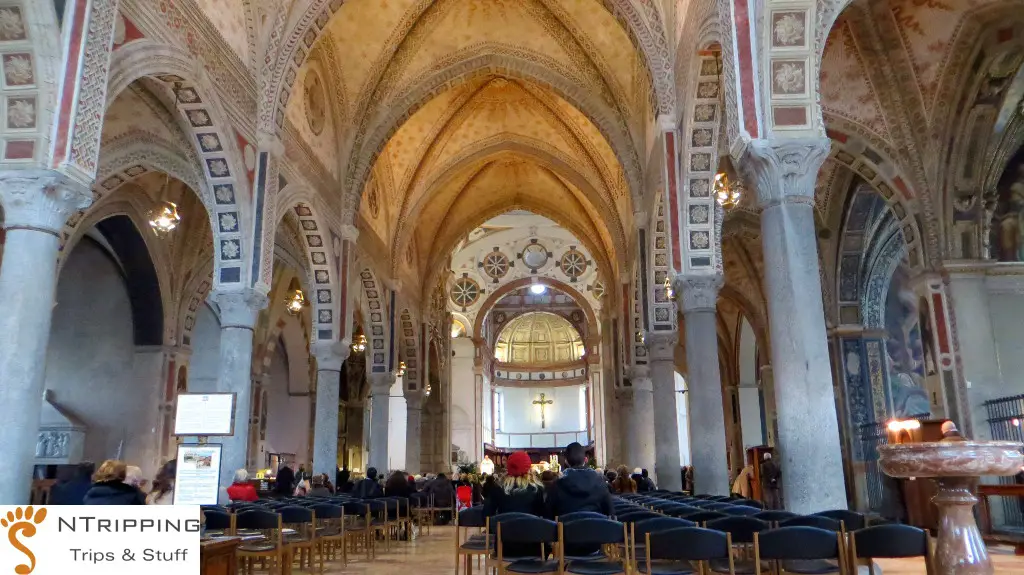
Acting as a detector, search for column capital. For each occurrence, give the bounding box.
[368,372,395,395]
[738,138,830,208]
[676,274,724,313]
[257,131,285,157]
[340,224,359,242]
[0,169,92,233]
[210,288,268,329]
[404,390,426,408]
[313,341,349,371]
[644,331,678,361]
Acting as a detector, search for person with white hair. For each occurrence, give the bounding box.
[124,465,147,492]
[226,468,258,502]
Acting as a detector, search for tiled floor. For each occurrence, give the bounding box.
[315,526,1024,575]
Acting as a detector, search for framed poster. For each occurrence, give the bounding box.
[173,392,236,436]
[173,443,223,505]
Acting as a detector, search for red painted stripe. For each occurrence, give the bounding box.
[733,0,759,138]
[666,132,682,270]
[825,128,848,143]
[932,293,950,355]
[51,0,89,168]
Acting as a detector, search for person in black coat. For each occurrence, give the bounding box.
[546,442,613,518]
[83,460,146,505]
[274,463,296,497]
[483,452,544,517]
[50,462,95,505]
[353,467,384,499]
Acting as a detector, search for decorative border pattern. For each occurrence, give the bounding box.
[400,308,420,391]
[650,193,676,331]
[291,202,337,342]
[681,54,723,274]
[358,267,389,372]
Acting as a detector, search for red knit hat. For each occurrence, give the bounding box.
[507,451,532,477]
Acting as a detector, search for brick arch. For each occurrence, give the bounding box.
[275,188,340,344]
[105,41,253,288]
[399,308,422,392]
[354,264,390,373]
[471,277,599,347]
[344,51,642,217]
[260,0,674,137]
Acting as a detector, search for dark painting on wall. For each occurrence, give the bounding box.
[883,265,931,418]
[990,146,1024,261]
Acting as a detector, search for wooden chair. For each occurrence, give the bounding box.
[235,510,287,575]
[754,526,847,575]
[848,524,934,575]
[456,506,489,575]
[310,504,346,565]
[280,506,319,574]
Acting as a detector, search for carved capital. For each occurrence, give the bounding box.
[313,341,349,372]
[340,224,359,242]
[369,372,396,395]
[644,331,678,361]
[0,169,92,233]
[404,390,426,409]
[738,138,830,208]
[626,364,653,392]
[677,274,724,313]
[210,288,269,328]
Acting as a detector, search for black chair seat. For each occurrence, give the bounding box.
[636,561,695,575]
[566,560,626,575]
[316,527,342,537]
[781,559,840,574]
[284,533,311,544]
[709,558,763,574]
[239,542,279,552]
[506,559,560,573]
[461,540,491,551]
[564,551,605,562]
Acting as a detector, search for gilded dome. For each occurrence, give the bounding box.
[494,312,584,365]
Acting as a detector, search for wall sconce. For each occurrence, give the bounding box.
[663,275,675,301]
[351,334,367,353]
[397,361,407,377]
[285,289,308,315]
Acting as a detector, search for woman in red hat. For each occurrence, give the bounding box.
[483,450,544,517]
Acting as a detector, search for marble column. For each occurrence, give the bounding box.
[623,366,656,473]
[312,342,348,477]
[742,138,846,513]
[210,288,267,494]
[0,170,92,503]
[405,391,425,473]
[677,275,730,495]
[368,372,395,472]
[646,332,683,490]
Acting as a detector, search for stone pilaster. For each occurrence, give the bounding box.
[623,365,656,474]
[645,331,682,490]
[405,391,425,473]
[0,170,92,503]
[209,288,267,495]
[312,342,348,477]
[677,274,730,495]
[367,372,395,472]
[740,137,847,513]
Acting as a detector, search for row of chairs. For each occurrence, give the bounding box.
[459,509,933,575]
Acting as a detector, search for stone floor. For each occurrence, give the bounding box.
[311,526,1024,575]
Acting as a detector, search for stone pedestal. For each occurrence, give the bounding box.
[741,138,846,513]
[678,275,729,495]
[312,343,348,477]
[0,170,91,503]
[405,391,425,473]
[646,332,682,490]
[623,366,656,474]
[210,289,267,495]
[367,373,395,472]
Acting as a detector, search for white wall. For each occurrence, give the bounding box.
[388,375,407,470]
[450,338,479,460]
[44,240,163,475]
[264,343,311,469]
[675,373,691,466]
[990,293,1024,397]
[188,305,221,393]
[737,319,765,448]
[499,385,583,434]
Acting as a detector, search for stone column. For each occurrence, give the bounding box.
[0,170,91,503]
[368,372,395,472]
[678,275,730,495]
[405,391,425,473]
[645,332,682,490]
[623,366,656,473]
[741,138,846,513]
[312,342,348,477]
[210,289,267,493]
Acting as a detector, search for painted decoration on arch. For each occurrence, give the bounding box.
[883,265,931,418]
[990,146,1024,262]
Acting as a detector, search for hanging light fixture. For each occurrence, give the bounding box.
[351,334,367,353]
[285,289,308,315]
[713,171,742,209]
[148,173,182,235]
[397,361,407,377]
[425,382,432,397]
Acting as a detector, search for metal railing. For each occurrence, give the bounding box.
[857,420,889,514]
[984,394,1024,530]
[493,430,590,449]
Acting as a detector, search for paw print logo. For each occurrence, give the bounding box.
[2,506,46,574]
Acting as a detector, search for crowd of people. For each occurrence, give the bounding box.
[49,459,177,505]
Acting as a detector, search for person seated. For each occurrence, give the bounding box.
[274,463,295,497]
[50,462,95,505]
[484,451,544,517]
[125,465,148,494]
[83,460,146,505]
[227,469,259,502]
[385,470,413,498]
[547,442,613,517]
[612,465,637,494]
[294,477,311,497]
[353,467,384,499]
[147,460,175,505]
[307,476,333,498]
[424,472,457,521]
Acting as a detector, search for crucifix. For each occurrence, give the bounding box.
[533,393,554,429]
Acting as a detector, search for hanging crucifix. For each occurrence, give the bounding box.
[533,393,554,429]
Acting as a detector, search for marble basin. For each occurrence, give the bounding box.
[879,440,1024,575]
[878,441,1023,478]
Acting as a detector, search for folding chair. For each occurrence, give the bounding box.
[644,527,735,575]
